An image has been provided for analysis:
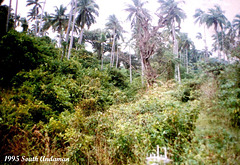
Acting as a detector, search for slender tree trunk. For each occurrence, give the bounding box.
[35,8,38,36]
[129,46,132,84]
[214,25,221,61]
[110,33,116,67]
[140,50,144,87]
[186,49,189,74]
[116,47,119,68]
[221,28,225,61]
[14,0,18,29]
[65,0,73,43]
[38,0,46,36]
[101,44,104,70]
[204,25,208,61]
[67,0,77,60]
[176,64,180,82]
[172,20,180,83]
[58,32,62,48]
[112,49,115,67]
[6,0,12,32]
[179,51,182,63]
[78,28,84,45]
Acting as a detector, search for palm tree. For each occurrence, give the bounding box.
[126,0,171,86]
[99,31,107,69]
[14,0,18,28]
[65,0,74,44]
[193,8,209,60]
[196,32,202,40]
[193,8,206,25]
[233,14,240,40]
[105,14,124,67]
[125,0,150,85]
[41,12,52,35]
[76,0,99,44]
[26,0,42,35]
[179,33,193,73]
[51,5,68,47]
[20,17,28,32]
[224,21,236,60]
[125,0,150,29]
[205,5,227,60]
[67,0,78,59]
[38,0,46,36]
[158,0,186,83]
[6,0,12,32]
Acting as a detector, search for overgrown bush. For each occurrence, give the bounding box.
[61,85,200,164]
[218,63,240,127]
[0,31,57,86]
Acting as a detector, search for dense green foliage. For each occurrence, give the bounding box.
[0,31,140,163]
[1,0,240,163]
[0,31,57,86]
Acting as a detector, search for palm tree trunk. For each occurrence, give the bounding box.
[214,25,221,60]
[204,25,208,61]
[110,33,116,67]
[78,28,84,45]
[58,32,62,48]
[186,49,189,74]
[38,0,46,36]
[6,0,12,32]
[221,28,225,61]
[67,0,77,60]
[116,47,119,68]
[35,8,38,35]
[14,0,18,29]
[129,47,132,84]
[172,20,180,83]
[140,50,144,86]
[65,0,74,43]
[101,44,104,70]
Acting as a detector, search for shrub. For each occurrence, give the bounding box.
[218,64,240,127]
[0,30,57,86]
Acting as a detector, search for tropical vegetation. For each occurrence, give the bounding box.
[0,0,240,164]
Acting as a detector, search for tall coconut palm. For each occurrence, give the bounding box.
[224,21,236,60]
[26,0,42,35]
[179,33,193,73]
[196,32,202,40]
[51,5,68,47]
[6,0,12,32]
[98,31,107,69]
[193,8,209,59]
[158,0,186,83]
[67,0,78,59]
[65,0,74,44]
[105,14,124,67]
[233,14,240,40]
[38,0,46,36]
[125,0,150,29]
[14,0,18,28]
[205,5,227,60]
[20,17,29,32]
[76,0,99,44]
[125,0,151,85]
[41,12,51,35]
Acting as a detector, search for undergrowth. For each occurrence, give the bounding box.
[183,77,240,164]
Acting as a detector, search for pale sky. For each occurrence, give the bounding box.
[2,0,240,51]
